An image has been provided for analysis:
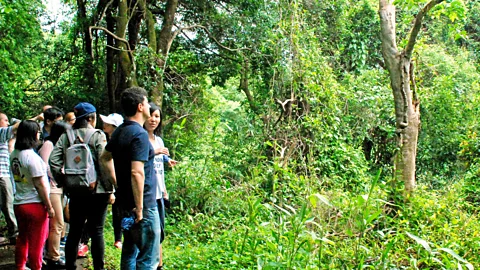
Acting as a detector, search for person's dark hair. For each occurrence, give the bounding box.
[46,121,71,145]
[15,120,40,150]
[44,106,64,122]
[72,113,96,129]
[121,87,148,117]
[147,102,162,136]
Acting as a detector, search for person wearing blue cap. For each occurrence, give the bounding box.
[49,102,114,270]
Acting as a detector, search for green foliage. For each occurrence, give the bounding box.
[462,161,480,209]
[27,33,105,113]
[341,1,383,72]
[342,69,396,170]
[462,1,480,63]
[0,0,44,116]
[416,44,480,180]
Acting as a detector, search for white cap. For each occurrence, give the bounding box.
[100,113,124,127]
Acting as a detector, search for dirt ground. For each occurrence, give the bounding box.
[0,236,87,270]
[0,239,15,269]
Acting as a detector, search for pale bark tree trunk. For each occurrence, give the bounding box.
[379,0,444,193]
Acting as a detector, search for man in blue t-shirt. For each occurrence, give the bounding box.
[101,87,160,269]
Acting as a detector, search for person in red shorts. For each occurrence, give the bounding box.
[10,120,55,270]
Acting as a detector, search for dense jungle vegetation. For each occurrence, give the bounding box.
[2,0,480,268]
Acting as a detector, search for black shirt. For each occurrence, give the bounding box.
[105,120,156,210]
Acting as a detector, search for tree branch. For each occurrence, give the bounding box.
[149,8,165,15]
[163,113,193,127]
[405,0,445,59]
[175,25,250,52]
[96,0,115,25]
[89,26,136,71]
[179,31,240,63]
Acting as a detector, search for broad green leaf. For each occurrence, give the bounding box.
[308,194,331,208]
[406,232,432,253]
[319,237,335,245]
[439,248,472,268]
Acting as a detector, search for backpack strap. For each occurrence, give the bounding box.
[66,129,76,146]
[83,129,99,145]
[66,129,99,146]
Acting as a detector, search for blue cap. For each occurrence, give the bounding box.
[74,102,96,119]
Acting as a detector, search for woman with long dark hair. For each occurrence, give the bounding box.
[38,121,70,268]
[49,102,114,270]
[10,120,54,270]
[144,102,177,270]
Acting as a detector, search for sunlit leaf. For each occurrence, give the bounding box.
[439,248,472,267]
[308,194,332,208]
[406,232,432,253]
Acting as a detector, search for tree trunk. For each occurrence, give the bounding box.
[378,0,442,193]
[106,5,116,112]
[142,4,162,106]
[157,0,178,57]
[128,0,144,51]
[116,0,137,88]
[77,0,95,90]
[145,8,157,52]
[152,0,179,107]
[389,57,420,192]
[239,58,258,113]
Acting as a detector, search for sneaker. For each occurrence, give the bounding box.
[77,243,89,258]
[47,258,66,269]
[114,241,122,249]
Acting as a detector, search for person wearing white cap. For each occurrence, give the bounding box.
[99,113,124,249]
[99,113,124,138]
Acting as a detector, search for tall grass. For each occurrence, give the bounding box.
[94,163,480,269]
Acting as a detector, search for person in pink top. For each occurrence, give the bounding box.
[38,121,71,268]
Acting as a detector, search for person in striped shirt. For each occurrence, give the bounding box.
[0,112,19,244]
[0,112,44,244]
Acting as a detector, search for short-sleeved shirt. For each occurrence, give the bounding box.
[152,136,170,200]
[10,149,50,205]
[0,127,14,177]
[105,120,156,210]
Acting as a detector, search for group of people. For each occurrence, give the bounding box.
[1,86,176,270]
